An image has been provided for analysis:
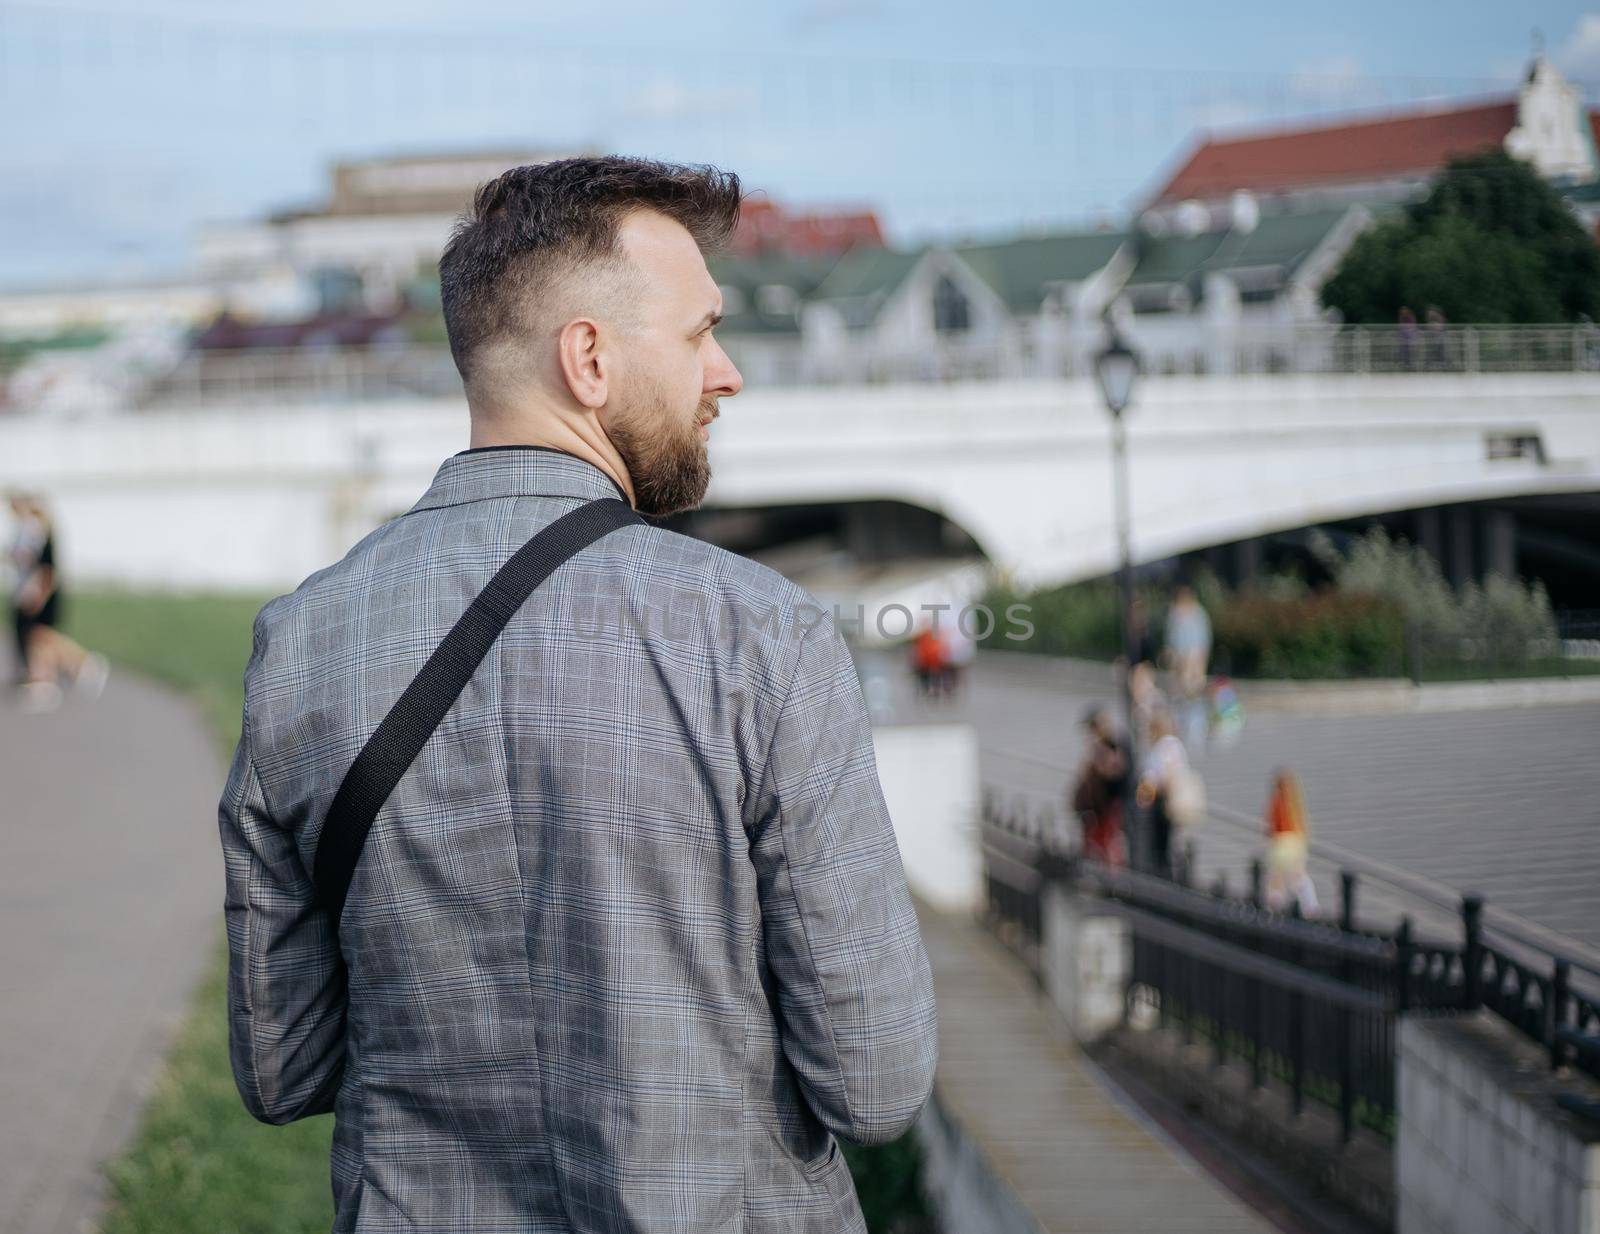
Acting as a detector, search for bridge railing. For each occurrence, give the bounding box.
[5,322,1598,414]
[979,788,1600,1145]
[709,323,1600,384]
[1215,323,1600,378]
[132,345,467,409]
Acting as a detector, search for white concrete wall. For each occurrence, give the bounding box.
[0,371,1596,594]
[1398,1012,1600,1234]
[869,723,981,912]
[1041,885,1131,1043]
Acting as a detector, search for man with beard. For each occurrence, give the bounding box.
[218,157,937,1234]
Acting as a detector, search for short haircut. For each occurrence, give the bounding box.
[439,155,742,386]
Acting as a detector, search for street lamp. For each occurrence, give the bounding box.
[1094,325,1142,865]
[1094,331,1139,417]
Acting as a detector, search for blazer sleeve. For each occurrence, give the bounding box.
[219,672,348,1126]
[747,614,939,1145]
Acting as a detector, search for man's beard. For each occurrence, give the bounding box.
[608,388,716,519]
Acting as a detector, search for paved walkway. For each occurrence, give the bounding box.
[863,649,1600,954]
[918,903,1276,1232]
[0,665,222,1234]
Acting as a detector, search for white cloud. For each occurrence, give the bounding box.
[1554,13,1600,80]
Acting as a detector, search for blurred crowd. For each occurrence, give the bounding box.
[1067,585,1316,912]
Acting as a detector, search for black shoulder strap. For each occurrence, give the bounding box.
[313,497,643,922]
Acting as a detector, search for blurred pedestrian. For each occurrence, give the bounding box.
[1120,595,1164,748]
[1263,769,1318,914]
[1207,674,1245,749]
[909,622,944,698]
[1128,595,1157,669]
[1164,584,1211,746]
[940,618,975,697]
[1425,306,1449,370]
[1397,306,1419,370]
[7,493,108,713]
[1579,314,1600,371]
[1130,658,1165,751]
[1070,706,1129,868]
[1137,710,1205,879]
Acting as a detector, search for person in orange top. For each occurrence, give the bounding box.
[1263,769,1318,914]
[909,623,946,698]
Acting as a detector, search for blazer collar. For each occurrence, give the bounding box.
[408,446,632,514]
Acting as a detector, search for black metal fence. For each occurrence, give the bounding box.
[1400,610,1600,684]
[979,794,1064,972]
[1473,921,1600,1084]
[980,789,1600,1145]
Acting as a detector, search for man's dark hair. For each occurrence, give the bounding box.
[439,155,742,385]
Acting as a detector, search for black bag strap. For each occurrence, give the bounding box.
[313,497,643,922]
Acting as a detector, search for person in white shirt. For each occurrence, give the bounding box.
[1137,710,1205,879]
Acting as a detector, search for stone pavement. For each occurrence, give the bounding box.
[918,902,1278,1232]
[867,649,1600,955]
[0,664,222,1234]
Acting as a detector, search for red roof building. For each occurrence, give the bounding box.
[728,199,885,259]
[1145,59,1600,223]
[1151,100,1520,207]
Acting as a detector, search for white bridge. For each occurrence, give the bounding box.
[1,369,1597,595]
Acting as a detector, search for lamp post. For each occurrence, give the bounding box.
[1094,326,1141,864]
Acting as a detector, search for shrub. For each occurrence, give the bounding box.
[984,525,1560,679]
[1212,590,1405,678]
[979,576,1126,659]
[1313,527,1557,666]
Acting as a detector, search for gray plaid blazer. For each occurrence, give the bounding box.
[219,447,938,1233]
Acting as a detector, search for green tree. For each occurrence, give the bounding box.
[1322,150,1600,323]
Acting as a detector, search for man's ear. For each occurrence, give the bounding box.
[556,318,607,409]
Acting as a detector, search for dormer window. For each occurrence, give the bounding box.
[933,275,970,333]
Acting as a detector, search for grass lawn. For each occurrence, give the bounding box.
[65,589,270,757]
[1416,656,1600,682]
[64,588,929,1234]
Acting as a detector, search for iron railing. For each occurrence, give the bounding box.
[1400,611,1600,683]
[739,323,1600,383]
[6,322,1595,414]
[980,789,1600,1145]
[1474,924,1600,1084]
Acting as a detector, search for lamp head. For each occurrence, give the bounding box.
[1095,330,1140,417]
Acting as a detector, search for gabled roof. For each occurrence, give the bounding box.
[954,232,1128,311]
[1149,99,1521,206]
[707,253,840,336]
[811,246,922,301]
[808,247,925,327]
[1128,208,1360,288]
[809,230,1128,326]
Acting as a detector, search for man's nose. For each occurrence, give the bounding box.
[705,339,743,399]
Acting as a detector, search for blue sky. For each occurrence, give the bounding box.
[2,0,1597,290]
